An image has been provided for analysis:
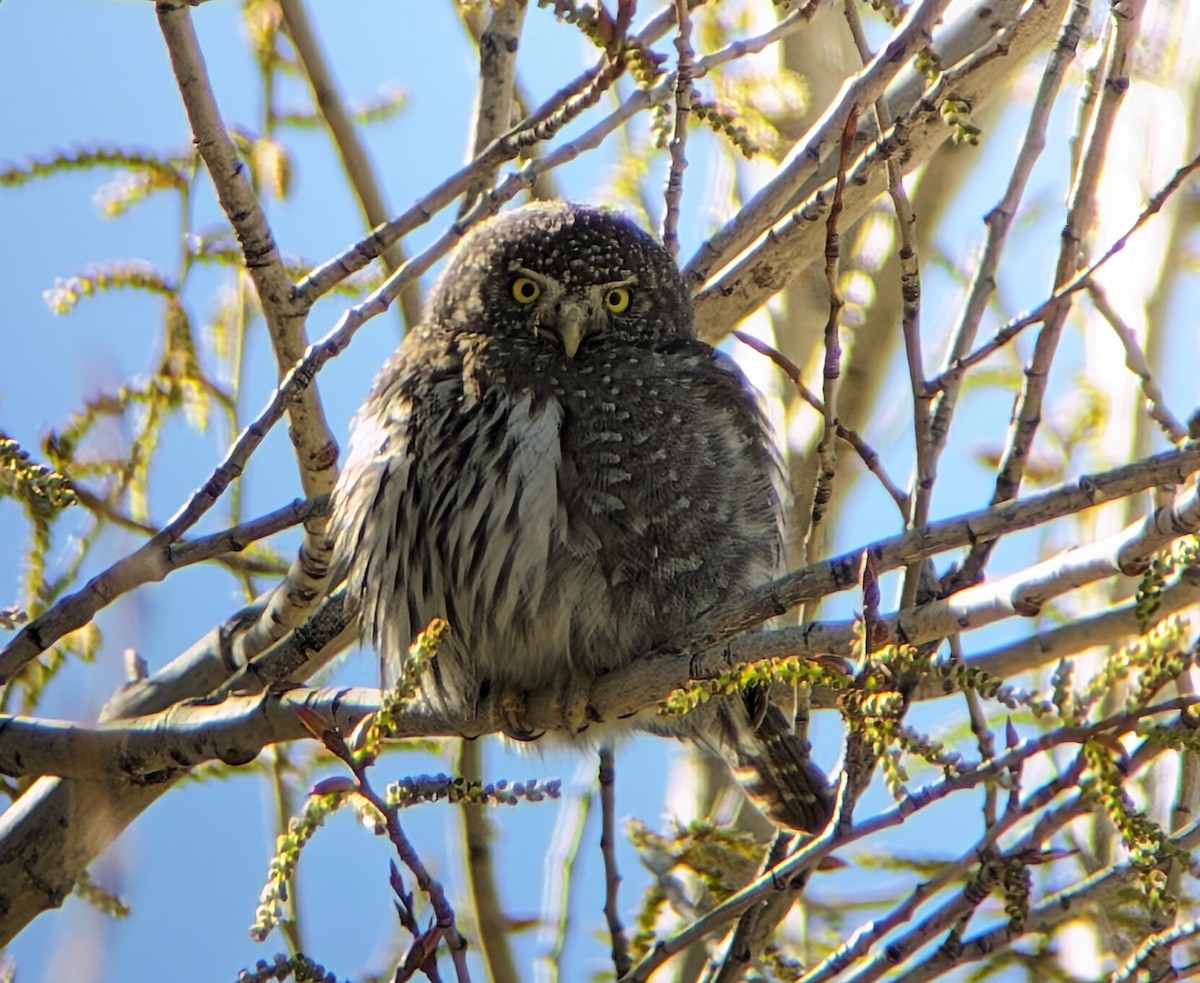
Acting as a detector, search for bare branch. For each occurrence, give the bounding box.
[278,0,421,328]
[898,814,1200,983]
[661,0,694,256]
[683,0,953,289]
[0,295,347,683]
[912,568,1200,700]
[801,760,1088,983]
[925,148,1200,397]
[927,0,1087,452]
[692,0,1071,341]
[735,332,909,513]
[671,444,1200,657]
[961,0,1148,584]
[599,744,632,979]
[1087,281,1190,446]
[460,0,528,216]
[156,3,334,492]
[803,106,856,572]
[629,698,1198,982]
[156,2,338,663]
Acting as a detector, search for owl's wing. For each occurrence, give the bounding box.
[329,347,423,683]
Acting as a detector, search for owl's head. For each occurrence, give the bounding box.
[425,201,694,356]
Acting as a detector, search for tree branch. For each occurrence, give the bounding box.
[692,0,1070,341]
[278,0,421,328]
[157,1,338,663]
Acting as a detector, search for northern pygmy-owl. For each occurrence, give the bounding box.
[330,201,832,832]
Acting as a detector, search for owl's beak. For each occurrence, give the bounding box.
[554,298,599,358]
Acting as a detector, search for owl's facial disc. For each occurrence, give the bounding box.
[511,266,631,358]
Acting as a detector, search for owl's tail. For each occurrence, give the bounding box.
[721,699,835,834]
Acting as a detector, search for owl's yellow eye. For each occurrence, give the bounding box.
[603,286,631,314]
[511,277,541,304]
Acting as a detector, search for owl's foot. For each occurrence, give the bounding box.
[553,674,593,737]
[500,689,544,742]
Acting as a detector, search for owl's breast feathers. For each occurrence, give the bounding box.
[333,329,782,693]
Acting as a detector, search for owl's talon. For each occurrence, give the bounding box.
[501,689,543,741]
[557,675,592,736]
[503,723,545,742]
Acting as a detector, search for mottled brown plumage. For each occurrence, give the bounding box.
[330,201,832,832]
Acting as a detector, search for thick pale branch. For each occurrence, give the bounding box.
[0,592,353,945]
[157,2,337,662]
[674,444,1200,655]
[0,687,374,781]
[6,468,1199,783]
[911,568,1200,700]
[459,0,527,215]
[692,0,1070,340]
[682,0,954,289]
[157,4,332,491]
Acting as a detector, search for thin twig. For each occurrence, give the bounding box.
[710,831,800,983]
[629,780,852,982]
[662,0,694,256]
[599,745,631,979]
[803,105,858,587]
[898,811,1200,983]
[347,764,469,981]
[72,488,296,577]
[926,0,1088,455]
[1110,916,1200,983]
[1086,280,1189,444]
[734,332,909,513]
[278,0,419,328]
[630,697,1198,981]
[800,760,1086,983]
[924,149,1200,395]
[957,0,1148,588]
[845,0,931,612]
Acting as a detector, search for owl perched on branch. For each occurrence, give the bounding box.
[330,201,832,832]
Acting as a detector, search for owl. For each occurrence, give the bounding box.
[330,201,832,833]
